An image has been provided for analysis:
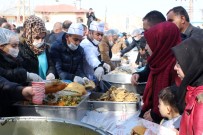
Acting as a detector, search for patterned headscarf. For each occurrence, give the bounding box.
[23,15,47,55]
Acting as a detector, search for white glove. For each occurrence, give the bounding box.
[46,73,55,80]
[74,76,85,84]
[103,63,111,73]
[94,67,104,81]
[83,77,90,84]
[27,72,43,82]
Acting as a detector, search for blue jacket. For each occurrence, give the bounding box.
[50,35,85,80]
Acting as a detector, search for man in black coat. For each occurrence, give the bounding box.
[50,23,88,84]
[86,8,97,28]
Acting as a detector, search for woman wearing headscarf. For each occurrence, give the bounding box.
[0,28,42,83]
[19,15,56,80]
[139,22,181,123]
[172,35,203,135]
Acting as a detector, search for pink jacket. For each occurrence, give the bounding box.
[179,85,203,135]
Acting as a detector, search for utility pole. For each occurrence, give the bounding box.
[17,0,21,25]
[23,0,25,22]
[104,6,107,24]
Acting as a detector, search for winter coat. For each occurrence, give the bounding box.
[111,38,127,54]
[179,86,203,135]
[50,37,85,80]
[0,76,25,116]
[0,50,27,84]
[18,40,56,77]
[99,36,115,70]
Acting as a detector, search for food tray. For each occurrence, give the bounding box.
[14,93,90,121]
[88,92,141,112]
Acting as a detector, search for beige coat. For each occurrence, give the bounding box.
[111,38,127,54]
[98,36,115,70]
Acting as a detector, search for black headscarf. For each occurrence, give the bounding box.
[172,34,203,113]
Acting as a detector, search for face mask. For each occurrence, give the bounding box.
[68,43,78,51]
[134,37,140,41]
[109,41,114,46]
[92,39,100,45]
[8,48,19,58]
[33,40,44,48]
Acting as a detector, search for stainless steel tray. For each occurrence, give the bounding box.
[14,94,90,121]
[0,117,110,135]
[88,92,141,112]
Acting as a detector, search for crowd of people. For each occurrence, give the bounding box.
[0,5,203,135]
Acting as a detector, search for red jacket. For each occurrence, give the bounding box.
[179,86,203,135]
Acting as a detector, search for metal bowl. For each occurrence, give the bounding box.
[100,74,146,95]
[0,117,110,135]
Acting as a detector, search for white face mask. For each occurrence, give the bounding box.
[92,39,100,45]
[68,43,78,51]
[109,41,114,46]
[134,37,140,41]
[33,40,44,48]
[8,48,19,58]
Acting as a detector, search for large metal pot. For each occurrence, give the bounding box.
[0,117,110,135]
[100,74,146,95]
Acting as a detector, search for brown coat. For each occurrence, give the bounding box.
[111,38,127,54]
[98,36,115,70]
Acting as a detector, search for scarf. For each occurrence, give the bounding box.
[142,22,181,115]
[23,15,47,55]
[172,33,203,113]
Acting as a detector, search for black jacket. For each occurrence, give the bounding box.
[18,40,56,77]
[0,76,25,116]
[120,39,140,56]
[0,50,27,84]
[50,34,85,80]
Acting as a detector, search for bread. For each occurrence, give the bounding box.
[63,82,87,96]
[84,80,96,90]
[45,79,67,94]
[131,125,147,135]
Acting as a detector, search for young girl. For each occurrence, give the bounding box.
[158,86,181,130]
[172,35,203,135]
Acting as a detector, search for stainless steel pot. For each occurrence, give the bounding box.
[0,117,110,135]
[101,74,146,95]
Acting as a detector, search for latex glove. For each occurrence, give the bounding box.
[74,76,85,84]
[94,67,104,81]
[46,73,55,80]
[103,63,111,73]
[83,77,90,84]
[27,72,43,82]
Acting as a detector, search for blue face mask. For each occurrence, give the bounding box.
[68,43,78,51]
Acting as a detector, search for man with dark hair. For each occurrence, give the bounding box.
[167,6,200,38]
[62,20,72,32]
[86,8,97,28]
[0,17,7,27]
[142,10,166,31]
[131,10,166,124]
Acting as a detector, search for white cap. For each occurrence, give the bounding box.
[131,28,142,37]
[67,23,84,36]
[89,21,105,33]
